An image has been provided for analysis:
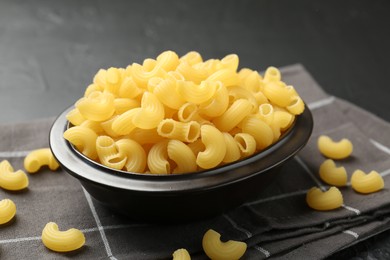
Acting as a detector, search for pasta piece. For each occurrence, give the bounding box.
[202,229,247,260]
[100,115,121,138]
[287,95,305,115]
[132,92,165,129]
[234,133,257,158]
[262,82,293,107]
[153,77,186,109]
[116,138,147,173]
[228,86,258,113]
[66,108,85,126]
[105,67,122,95]
[24,148,60,173]
[111,109,138,135]
[157,119,200,143]
[306,186,343,211]
[176,61,208,84]
[119,77,143,99]
[221,54,239,71]
[222,133,241,163]
[93,69,108,90]
[84,83,104,97]
[240,116,274,150]
[131,62,166,88]
[147,140,170,174]
[317,135,353,159]
[172,248,191,260]
[0,160,28,191]
[147,77,163,93]
[167,140,197,173]
[176,81,217,104]
[206,68,239,87]
[128,128,166,145]
[187,139,205,156]
[242,70,263,93]
[63,126,98,160]
[213,99,252,132]
[96,136,126,170]
[263,66,281,82]
[156,50,180,71]
[179,51,203,66]
[197,125,227,169]
[319,159,347,187]
[351,170,384,194]
[113,98,140,115]
[258,103,274,124]
[41,222,85,252]
[80,120,104,135]
[76,91,115,122]
[199,81,229,117]
[273,110,294,131]
[0,199,16,224]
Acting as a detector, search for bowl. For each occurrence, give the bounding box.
[49,105,313,222]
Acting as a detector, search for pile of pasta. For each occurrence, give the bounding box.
[64,51,305,174]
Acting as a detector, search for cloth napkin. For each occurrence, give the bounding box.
[0,64,389,260]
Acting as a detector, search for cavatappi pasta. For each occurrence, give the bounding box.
[63,51,305,174]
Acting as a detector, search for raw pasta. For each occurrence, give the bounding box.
[64,51,305,174]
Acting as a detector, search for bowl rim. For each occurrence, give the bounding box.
[49,105,313,193]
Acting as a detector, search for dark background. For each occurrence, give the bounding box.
[0,0,389,258]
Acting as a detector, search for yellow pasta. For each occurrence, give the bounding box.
[319,159,347,187]
[172,248,191,260]
[202,229,247,260]
[116,138,147,173]
[64,51,305,174]
[306,186,343,211]
[213,99,253,132]
[196,125,227,169]
[167,140,197,173]
[234,133,257,158]
[351,170,384,194]
[176,80,217,104]
[147,140,170,174]
[63,126,99,160]
[96,136,127,170]
[41,222,85,252]
[76,91,115,122]
[241,116,274,150]
[222,133,241,163]
[66,108,85,126]
[0,160,28,191]
[199,81,229,117]
[157,119,200,143]
[24,148,60,173]
[317,135,353,160]
[132,92,165,129]
[0,199,16,225]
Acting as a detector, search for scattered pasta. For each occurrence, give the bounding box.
[64,51,305,174]
[41,222,85,252]
[319,159,347,187]
[172,248,191,260]
[0,199,16,225]
[202,229,247,260]
[306,186,343,211]
[351,170,384,194]
[24,148,60,173]
[317,135,353,160]
[0,160,29,191]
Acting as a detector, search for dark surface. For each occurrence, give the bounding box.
[0,0,389,258]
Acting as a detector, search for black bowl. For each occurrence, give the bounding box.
[49,106,313,221]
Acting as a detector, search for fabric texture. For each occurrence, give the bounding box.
[0,64,389,259]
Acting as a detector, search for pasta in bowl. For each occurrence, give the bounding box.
[49,51,313,220]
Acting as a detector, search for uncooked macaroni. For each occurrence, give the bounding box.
[319,159,347,187]
[306,186,343,211]
[351,170,384,194]
[172,248,191,260]
[41,222,85,252]
[64,51,305,174]
[202,229,247,260]
[0,199,16,224]
[0,160,29,191]
[24,148,60,174]
[317,135,353,159]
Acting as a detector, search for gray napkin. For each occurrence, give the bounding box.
[0,64,389,260]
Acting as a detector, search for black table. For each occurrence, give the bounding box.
[1,1,389,258]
